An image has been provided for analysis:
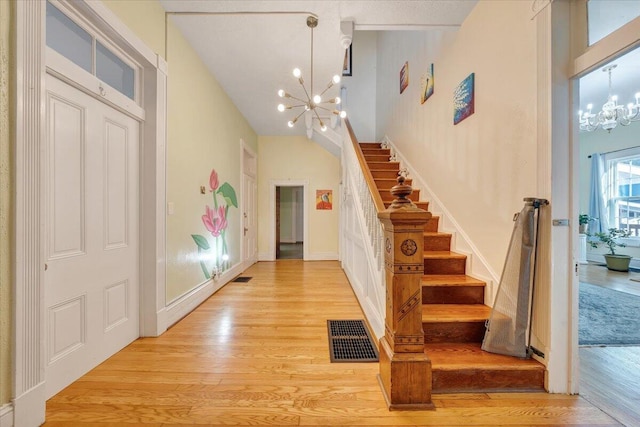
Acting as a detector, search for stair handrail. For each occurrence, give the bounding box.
[345,120,386,213]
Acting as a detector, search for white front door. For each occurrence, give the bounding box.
[44,74,140,398]
[242,172,258,266]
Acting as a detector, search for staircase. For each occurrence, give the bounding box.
[361,142,545,394]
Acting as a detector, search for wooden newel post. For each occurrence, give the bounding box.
[377,176,434,410]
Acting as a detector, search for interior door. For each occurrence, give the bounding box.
[44,74,140,398]
[242,172,257,265]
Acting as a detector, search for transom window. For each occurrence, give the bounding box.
[46,1,136,101]
[587,0,640,46]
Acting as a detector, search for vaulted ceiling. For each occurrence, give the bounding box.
[159,0,478,136]
[159,1,640,136]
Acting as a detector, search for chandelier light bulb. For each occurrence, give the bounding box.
[278,89,285,98]
[612,95,618,102]
[287,120,294,128]
[587,103,593,110]
[340,110,347,119]
[313,95,322,104]
[335,97,341,105]
[320,123,327,132]
[332,75,341,84]
[277,104,286,112]
[293,68,301,78]
[636,92,640,101]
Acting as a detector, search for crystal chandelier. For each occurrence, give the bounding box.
[579,64,640,132]
[277,16,346,133]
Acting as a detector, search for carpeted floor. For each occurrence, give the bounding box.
[579,282,640,345]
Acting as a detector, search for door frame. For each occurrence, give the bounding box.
[240,139,258,271]
[14,1,167,424]
[269,180,309,260]
[537,2,640,394]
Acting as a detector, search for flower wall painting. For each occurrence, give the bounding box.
[400,61,409,94]
[191,168,238,279]
[453,72,475,125]
[420,63,434,104]
[316,190,332,210]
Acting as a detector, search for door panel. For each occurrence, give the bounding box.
[47,93,86,259]
[45,74,139,398]
[242,173,257,264]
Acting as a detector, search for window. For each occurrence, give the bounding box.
[605,147,640,236]
[46,1,137,101]
[46,1,92,73]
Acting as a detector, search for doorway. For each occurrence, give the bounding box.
[44,72,141,398]
[576,45,640,426]
[276,186,304,259]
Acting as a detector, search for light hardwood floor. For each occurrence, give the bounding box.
[579,262,640,427]
[45,261,620,426]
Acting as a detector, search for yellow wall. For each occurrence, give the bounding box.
[0,0,11,407]
[102,1,258,302]
[257,136,340,258]
[374,0,537,276]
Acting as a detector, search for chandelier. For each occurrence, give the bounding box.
[277,15,346,133]
[579,64,640,132]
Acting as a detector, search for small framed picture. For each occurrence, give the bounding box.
[316,190,333,210]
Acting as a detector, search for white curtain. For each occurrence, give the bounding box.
[588,153,609,234]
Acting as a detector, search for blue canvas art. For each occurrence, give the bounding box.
[453,73,475,125]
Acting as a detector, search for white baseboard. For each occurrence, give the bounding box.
[165,262,244,328]
[258,252,338,261]
[305,252,339,261]
[13,382,45,427]
[258,252,272,261]
[0,404,13,427]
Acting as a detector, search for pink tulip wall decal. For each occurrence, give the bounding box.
[192,168,238,279]
[209,169,219,192]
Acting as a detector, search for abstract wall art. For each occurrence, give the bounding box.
[400,61,409,94]
[453,72,475,125]
[420,63,434,104]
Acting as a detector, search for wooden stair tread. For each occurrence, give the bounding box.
[421,275,485,287]
[425,343,544,371]
[422,304,491,322]
[423,251,466,260]
[424,231,451,238]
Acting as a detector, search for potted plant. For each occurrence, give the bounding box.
[588,227,632,271]
[579,214,596,234]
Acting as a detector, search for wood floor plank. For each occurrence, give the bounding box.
[44,261,621,426]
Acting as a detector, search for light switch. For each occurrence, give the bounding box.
[167,202,175,215]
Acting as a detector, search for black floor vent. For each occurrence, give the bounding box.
[327,320,379,363]
[232,276,252,282]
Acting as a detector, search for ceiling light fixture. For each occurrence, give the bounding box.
[277,15,346,134]
[579,64,640,132]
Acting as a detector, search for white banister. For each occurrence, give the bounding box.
[340,125,385,338]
